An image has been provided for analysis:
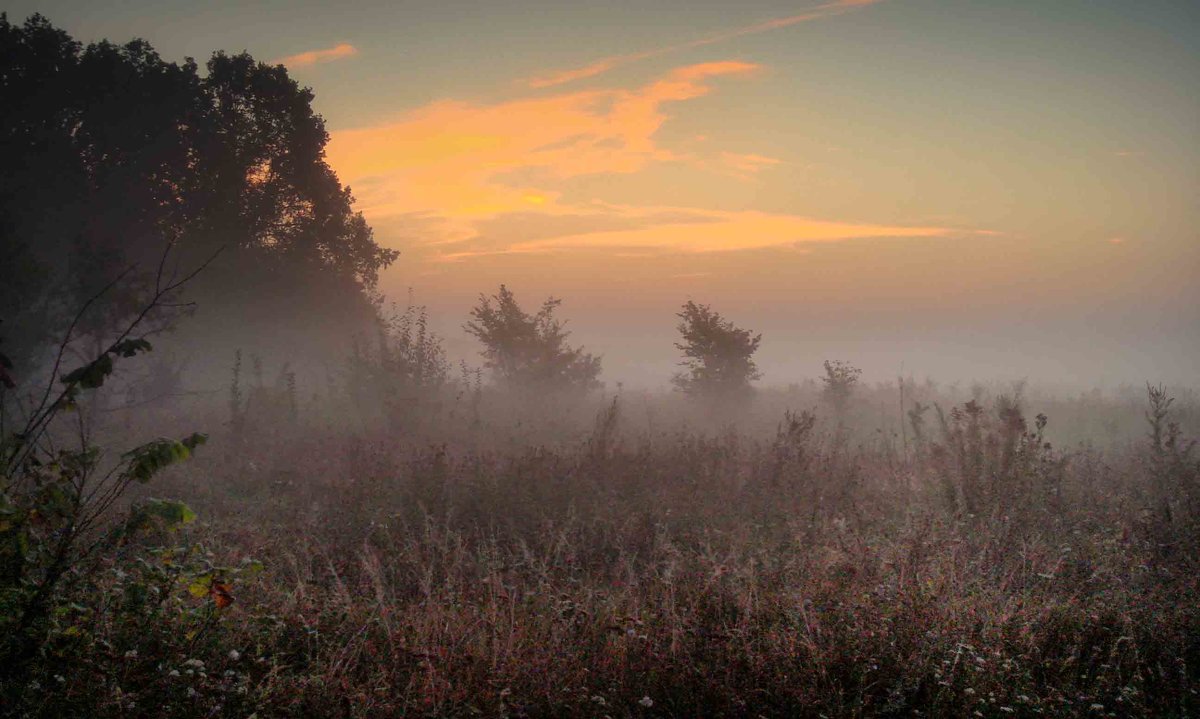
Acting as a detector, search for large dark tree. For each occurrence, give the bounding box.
[0,14,397,374]
[465,285,602,393]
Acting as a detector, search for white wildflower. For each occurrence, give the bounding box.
[639,696,654,708]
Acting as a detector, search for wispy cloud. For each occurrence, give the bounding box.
[503,205,949,255]
[274,42,358,68]
[327,57,947,261]
[328,61,759,230]
[720,152,782,179]
[524,0,886,89]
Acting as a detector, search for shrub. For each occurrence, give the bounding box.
[671,300,761,403]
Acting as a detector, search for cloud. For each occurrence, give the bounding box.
[504,205,950,255]
[327,57,948,262]
[274,43,358,68]
[528,52,657,89]
[720,152,782,178]
[523,0,886,89]
[328,60,759,232]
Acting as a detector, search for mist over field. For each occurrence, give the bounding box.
[2,3,1198,718]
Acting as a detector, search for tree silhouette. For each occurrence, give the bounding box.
[0,14,397,371]
[820,359,861,415]
[672,300,761,400]
[465,285,601,393]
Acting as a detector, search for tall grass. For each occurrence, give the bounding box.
[4,378,1198,718]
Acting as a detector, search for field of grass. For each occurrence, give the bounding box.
[3,381,1198,718]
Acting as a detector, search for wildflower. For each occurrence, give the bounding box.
[639,696,654,708]
[168,670,180,678]
[187,687,197,698]
[1001,708,1014,714]
[54,675,65,684]
[183,658,205,669]
[124,649,138,659]
[964,688,976,696]
[228,649,241,661]
[1090,705,1104,712]
[590,695,607,706]
[1018,695,1030,703]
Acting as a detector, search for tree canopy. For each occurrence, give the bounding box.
[465,285,601,393]
[0,14,397,371]
[672,300,761,400]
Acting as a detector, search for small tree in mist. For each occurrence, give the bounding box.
[671,301,761,401]
[821,359,861,415]
[465,285,601,393]
[381,302,450,393]
[373,302,451,426]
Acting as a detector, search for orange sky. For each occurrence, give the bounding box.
[4,0,1196,384]
[286,0,1197,384]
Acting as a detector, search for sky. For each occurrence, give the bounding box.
[9,0,1200,387]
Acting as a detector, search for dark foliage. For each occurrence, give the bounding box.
[672,300,761,401]
[465,284,602,393]
[0,14,397,372]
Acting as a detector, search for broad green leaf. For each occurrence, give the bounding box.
[142,498,197,527]
[187,574,213,598]
[61,354,114,389]
[112,338,153,358]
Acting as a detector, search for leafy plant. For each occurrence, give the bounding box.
[820,359,862,415]
[0,246,214,691]
[671,300,761,402]
[465,284,602,393]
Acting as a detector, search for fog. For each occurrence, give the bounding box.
[3,7,1199,717]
